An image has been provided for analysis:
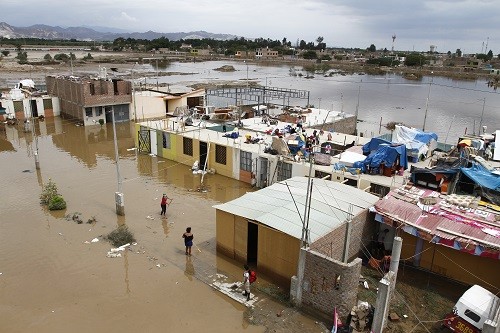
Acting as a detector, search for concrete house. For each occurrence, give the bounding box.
[131,87,205,121]
[46,72,132,126]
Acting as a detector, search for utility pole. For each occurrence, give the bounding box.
[479,97,486,133]
[27,91,40,169]
[422,72,433,131]
[132,62,138,122]
[111,108,125,215]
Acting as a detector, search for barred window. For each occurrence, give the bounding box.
[240,151,252,171]
[43,98,53,109]
[162,132,171,149]
[277,162,292,181]
[183,137,193,156]
[215,145,227,165]
[13,101,23,112]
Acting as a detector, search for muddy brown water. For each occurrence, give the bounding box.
[0,118,326,333]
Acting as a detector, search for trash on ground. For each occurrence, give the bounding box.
[106,243,131,258]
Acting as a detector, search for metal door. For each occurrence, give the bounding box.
[138,126,151,154]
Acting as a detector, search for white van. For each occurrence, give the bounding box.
[443,285,499,333]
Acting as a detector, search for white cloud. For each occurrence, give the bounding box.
[0,0,499,53]
[119,12,137,22]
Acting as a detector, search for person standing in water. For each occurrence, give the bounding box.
[182,227,194,256]
[160,194,169,216]
[243,264,251,301]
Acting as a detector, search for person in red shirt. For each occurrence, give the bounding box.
[160,194,169,216]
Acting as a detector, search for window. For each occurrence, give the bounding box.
[215,145,227,165]
[464,310,480,323]
[96,106,103,116]
[278,162,292,181]
[183,137,193,156]
[370,183,390,197]
[43,98,53,109]
[85,107,93,117]
[89,83,95,95]
[240,151,252,171]
[162,132,171,149]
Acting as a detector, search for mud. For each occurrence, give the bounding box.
[0,118,326,333]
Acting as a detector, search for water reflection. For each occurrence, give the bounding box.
[184,255,195,281]
[161,217,170,237]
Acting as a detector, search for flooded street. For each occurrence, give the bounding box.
[0,118,324,332]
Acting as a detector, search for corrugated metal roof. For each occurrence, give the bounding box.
[214,177,379,242]
[374,187,500,250]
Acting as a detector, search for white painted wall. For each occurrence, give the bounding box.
[133,93,166,121]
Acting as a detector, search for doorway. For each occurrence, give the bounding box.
[30,99,38,117]
[247,222,258,264]
[199,141,208,170]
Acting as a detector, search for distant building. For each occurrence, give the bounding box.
[46,70,132,126]
[256,47,279,59]
[235,50,256,58]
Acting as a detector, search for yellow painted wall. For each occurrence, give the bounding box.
[134,123,140,147]
[257,225,301,287]
[160,132,178,161]
[234,216,248,262]
[216,210,235,258]
[400,233,500,292]
[209,144,234,179]
[174,135,199,167]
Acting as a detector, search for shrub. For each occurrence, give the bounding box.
[40,179,59,204]
[106,226,136,247]
[48,195,67,210]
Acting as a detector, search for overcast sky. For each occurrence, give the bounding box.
[2,0,499,53]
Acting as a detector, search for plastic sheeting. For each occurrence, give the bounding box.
[461,163,500,191]
[393,125,438,144]
[362,138,391,155]
[363,144,408,170]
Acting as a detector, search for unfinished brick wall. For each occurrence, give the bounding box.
[309,115,357,135]
[311,210,376,262]
[301,249,362,318]
[46,76,132,120]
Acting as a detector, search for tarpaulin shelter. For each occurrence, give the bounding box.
[460,162,500,198]
[392,125,438,161]
[362,138,391,155]
[363,144,408,171]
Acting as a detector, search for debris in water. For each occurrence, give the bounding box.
[146,215,155,220]
[126,147,136,151]
[91,238,99,243]
[156,264,161,268]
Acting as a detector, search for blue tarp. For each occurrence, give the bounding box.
[414,131,438,144]
[363,144,408,170]
[362,138,392,155]
[461,163,500,191]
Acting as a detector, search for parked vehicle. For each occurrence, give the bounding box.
[443,285,499,333]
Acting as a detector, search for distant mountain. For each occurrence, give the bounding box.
[0,22,238,41]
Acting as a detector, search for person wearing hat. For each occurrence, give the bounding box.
[160,194,170,216]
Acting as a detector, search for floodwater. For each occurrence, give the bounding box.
[0,118,323,332]
[141,60,500,141]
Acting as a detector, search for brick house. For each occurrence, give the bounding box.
[46,73,132,126]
